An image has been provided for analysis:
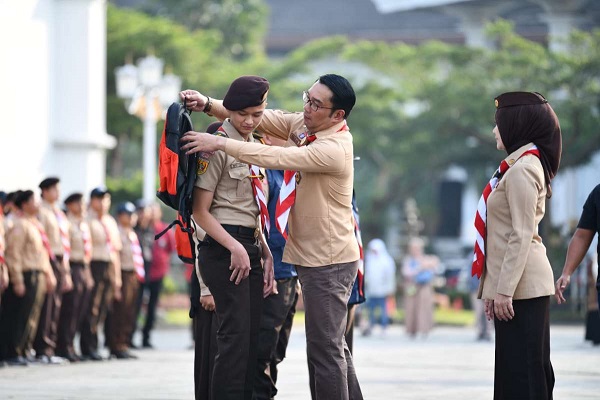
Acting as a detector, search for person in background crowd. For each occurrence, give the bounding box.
[402,237,438,338]
[131,200,155,348]
[469,274,492,341]
[141,204,175,349]
[476,92,561,400]
[108,202,142,359]
[0,192,8,311]
[34,177,72,364]
[3,191,20,232]
[56,193,93,362]
[584,255,600,345]
[0,190,56,366]
[362,239,396,337]
[80,186,122,361]
[254,133,299,400]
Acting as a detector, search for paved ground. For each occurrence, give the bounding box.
[1,323,599,399]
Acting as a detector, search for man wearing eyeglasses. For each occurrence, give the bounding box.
[181,74,363,400]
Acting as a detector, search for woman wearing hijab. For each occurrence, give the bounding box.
[473,92,561,400]
[362,239,396,336]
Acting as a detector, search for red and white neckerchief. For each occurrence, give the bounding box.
[81,220,92,262]
[55,208,71,262]
[275,121,349,238]
[100,217,114,254]
[129,230,145,282]
[33,218,57,262]
[472,145,540,278]
[249,164,270,234]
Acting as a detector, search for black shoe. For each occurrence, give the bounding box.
[5,356,28,366]
[142,341,153,349]
[81,352,103,361]
[110,351,129,360]
[128,342,139,350]
[56,352,80,363]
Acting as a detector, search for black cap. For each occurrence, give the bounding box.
[134,198,148,210]
[90,186,110,198]
[39,177,60,190]
[117,201,137,215]
[206,121,223,134]
[0,191,7,206]
[64,192,83,205]
[495,92,548,109]
[223,76,269,111]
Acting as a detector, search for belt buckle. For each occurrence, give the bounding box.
[254,228,259,238]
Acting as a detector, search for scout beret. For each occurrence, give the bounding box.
[495,92,548,109]
[39,177,60,190]
[15,190,33,208]
[90,186,110,198]
[206,121,223,134]
[64,192,83,205]
[223,76,269,111]
[117,201,136,215]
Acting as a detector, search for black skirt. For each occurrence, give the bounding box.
[494,296,554,400]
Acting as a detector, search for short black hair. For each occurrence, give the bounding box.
[15,190,34,209]
[318,74,356,119]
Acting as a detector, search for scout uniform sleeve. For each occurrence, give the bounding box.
[496,162,544,296]
[225,138,346,174]
[5,220,26,285]
[257,109,303,142]
[195,150,227,192]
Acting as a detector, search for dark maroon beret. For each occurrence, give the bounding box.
[223,76,269,111]
[39,176,60,189]
[206,121,223,134]
[495,92,548,109]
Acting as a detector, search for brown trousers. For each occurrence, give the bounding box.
[108,270,139,352]
[0,270,46,359]
[56,262,91,356]
[33,256,64,356]
[80,261,113,355]
[296,262,363,400]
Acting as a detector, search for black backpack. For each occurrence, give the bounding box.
[155,102,199,264]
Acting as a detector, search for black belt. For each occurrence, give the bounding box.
[222,224,258,238]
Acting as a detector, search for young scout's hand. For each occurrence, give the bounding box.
[229,242,251,285]
[60,274,73,293]
[200,295,216,312]
[555,274,570,304]
[262,256,275,298]
[179,90,207,112]
[493,293,514,321]
[484,299,494,321]
[113,287,122,302]
[46,272,57,294]
[13,282,26,297]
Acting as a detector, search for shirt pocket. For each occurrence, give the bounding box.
[228,166,251,198]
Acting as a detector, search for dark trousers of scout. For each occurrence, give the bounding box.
[80,261,113,355]
[109,270,139,353]
[494,296,554,400]
[142,278,164,345]
[198,229,263,400]
[34,256,64,357]
[0,271,45,359]
[56,262,91,357]
[297,262,364,400]
[253,277,299,400]
[194,304,219,400]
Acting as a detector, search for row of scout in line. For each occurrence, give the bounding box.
[0,181,174,366]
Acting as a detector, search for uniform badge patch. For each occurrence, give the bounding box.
[295,172,302,185]
[197,158,209,175]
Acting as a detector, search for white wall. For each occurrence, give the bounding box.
[0,0,114,200]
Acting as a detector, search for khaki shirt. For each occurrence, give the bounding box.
[195,119,260,229]
[225,110,360,267]
[39,200,69,258]
[119,226,136,271]
[88,212,122,262]
[478,143,555,300]
[68,214,91,265]
[5,215,52,284]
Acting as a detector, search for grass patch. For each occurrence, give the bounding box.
[164,308,192,326]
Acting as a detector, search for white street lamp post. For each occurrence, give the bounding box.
[115,55,181,204]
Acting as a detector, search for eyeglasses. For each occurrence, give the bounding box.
[302,91,334,112]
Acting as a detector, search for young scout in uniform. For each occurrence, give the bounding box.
[0,190,56,366]
[108,201,141,360]
[191,76,274,400]
[80,186,122,361]
[56,193,93,362]
[34,177,72,363]
[0,197,8,311]
[181,74,363,400]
